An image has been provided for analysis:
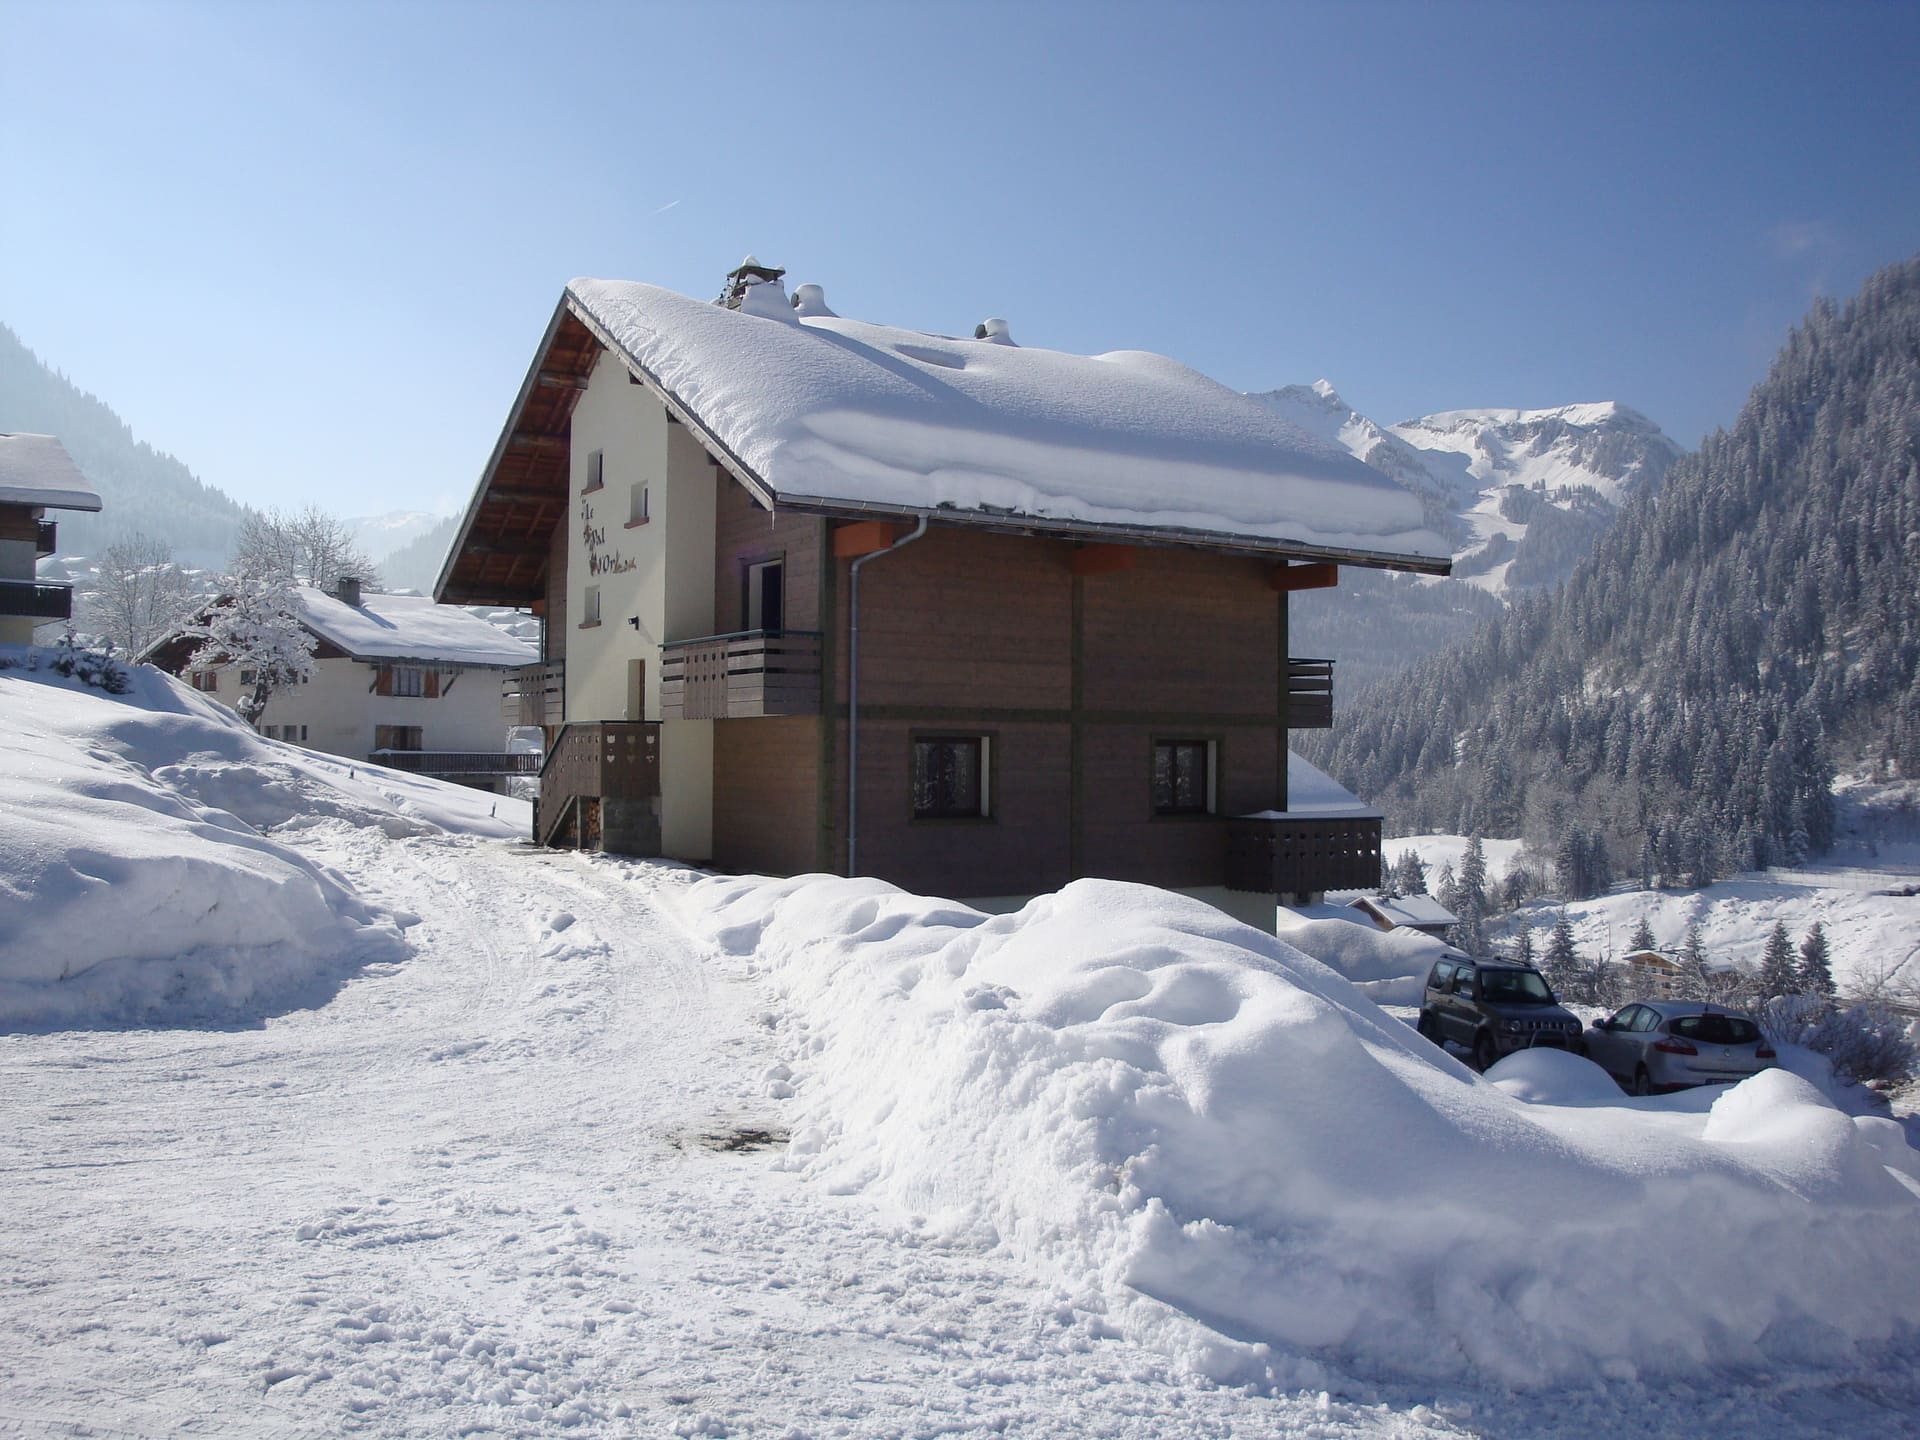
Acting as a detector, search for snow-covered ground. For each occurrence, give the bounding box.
[5,658,1920,1437]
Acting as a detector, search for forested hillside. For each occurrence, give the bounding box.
[1307,254,1920,893]
[0,324,248,566]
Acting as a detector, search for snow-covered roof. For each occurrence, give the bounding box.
[1239,752,1384,822]
[1351,894,1459,928]
[0,434,102,512]
[564,278,1450,569]
[296,587,536,668]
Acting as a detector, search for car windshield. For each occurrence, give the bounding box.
[1478,968,1553,1004]
[1670,1014,1761,1045]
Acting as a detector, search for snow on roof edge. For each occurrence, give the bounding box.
[0,434,103,512]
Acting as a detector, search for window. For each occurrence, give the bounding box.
[912,736,988,819]
[391,666,425,697]
[238,668,257,686]
[582,585,602,627]
[191,670,219,692]
[374,725,422,752]
[628,482,649,526]
[584,449,604,492]
[1152,739,1213,815]
[745,558,784,633]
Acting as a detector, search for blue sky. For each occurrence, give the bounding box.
[3,0,1917,519]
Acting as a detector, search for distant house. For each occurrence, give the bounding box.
[1347,893,1459,937]
[436,263,1451,924]
[145,578,539,790]
[0,434,101,645]
[1619,948,1684,999]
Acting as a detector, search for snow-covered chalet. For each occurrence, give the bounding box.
[437,261,1451,925]
[0,433,101,645]
[146,579,539,790]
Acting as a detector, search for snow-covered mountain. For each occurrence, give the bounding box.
[1252,381,1681,596]
[346,509,448,564]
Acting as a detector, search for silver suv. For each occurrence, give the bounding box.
[1417,956,1585,1071]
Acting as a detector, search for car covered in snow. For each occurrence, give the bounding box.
[1583,1001,1776,1095]
[1416,956,1585,1071]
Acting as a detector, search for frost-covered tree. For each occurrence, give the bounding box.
[1797,922,1836,1000]
[84,533,200,656]
[186,571,315,726]
[233,506,381,593]
[1674,921,1712,1002]
[1390,849,1429,897]
[1628,915,1657,953]
[1541,909,1580,995]
[1511,926,1536,968]
[1753,921,1800,1001]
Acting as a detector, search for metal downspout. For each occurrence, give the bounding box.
[847,515,929,877]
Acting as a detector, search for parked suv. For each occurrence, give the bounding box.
[1417,956,1585,1071]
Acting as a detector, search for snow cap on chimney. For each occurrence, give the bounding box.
[791,283,837,318]
[973,317,1015,345]
[718,254,788,310]
[335,575,362,607]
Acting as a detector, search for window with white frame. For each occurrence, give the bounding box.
[582,585,602,626]
[629,482,649,525]
[585,449,604,492]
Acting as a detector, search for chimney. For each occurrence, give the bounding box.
[717,254,787,310]
[335,575,362,607]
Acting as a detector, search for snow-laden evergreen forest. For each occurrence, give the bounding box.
[1307,253,1920,893]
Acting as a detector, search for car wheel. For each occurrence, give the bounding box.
[1632,1066,1653,1097]
[1473,1032,1498,1073]
[1416,1010,1439,1042]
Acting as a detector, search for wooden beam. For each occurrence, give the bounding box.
[1067,543,1136,576]
[506,433,568,452]
[1270,561,1339,592]
[482,485,565,504]
[832,519,911,559]
[536,371,590,391]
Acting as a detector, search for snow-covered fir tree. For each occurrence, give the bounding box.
[1628,915,1657,953]
[1542,910,1580,996]
[1754,921,1801,1001]
[1798,922,1836,1000]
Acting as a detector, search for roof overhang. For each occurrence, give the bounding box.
[438,290,1453,604]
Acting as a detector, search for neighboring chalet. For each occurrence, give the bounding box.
[1619,948,1684,1000]
[437,264,1451,925]
[0,434,100,645]
[1347,893,1460,938]
[146,579,539,790]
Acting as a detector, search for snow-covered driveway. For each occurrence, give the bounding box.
[0,831,1406,1438]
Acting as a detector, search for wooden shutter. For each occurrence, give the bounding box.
[424,671,441,699]
[375,665,394,696]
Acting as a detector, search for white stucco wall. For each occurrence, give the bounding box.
[565,350,718,859]
[190,656,517,760]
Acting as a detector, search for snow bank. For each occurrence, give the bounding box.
[1275,908,1454,1005]
[0,651,528,1028]
[676,874,1920,1390]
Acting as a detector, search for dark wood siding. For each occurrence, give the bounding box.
[714,477,823,634]
[712,715,821,876]
[543,520,568,664]
[806,524,1293,899]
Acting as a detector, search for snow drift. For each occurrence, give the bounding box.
[676,874,1920,1390]
[0,650,527,1028]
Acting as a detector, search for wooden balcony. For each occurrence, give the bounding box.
[503,661,565,727]
[1225,813,1382,899]
[659,629,822,720]
[1287,658,1334,729]
[0,578,72,621]
[370,750,543,777]
[534,720,661,853]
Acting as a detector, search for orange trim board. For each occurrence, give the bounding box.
[832,519,912,558]
[1270,562,1339,592]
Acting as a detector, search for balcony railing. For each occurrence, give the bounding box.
[1225,813,1382,899]
[534,721,661,852]
[1287,658,1334,729]
[370,750,543,776]
[503,661,565,727]
[0,579,73,621]
[659,629,822,720]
